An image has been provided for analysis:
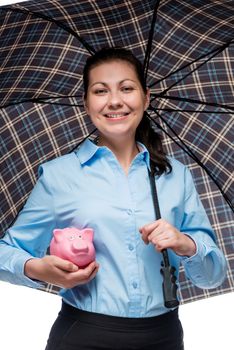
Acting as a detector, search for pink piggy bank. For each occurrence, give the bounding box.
[50,227,95,267]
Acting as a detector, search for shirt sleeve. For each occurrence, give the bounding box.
[0,164,56,288]
[180,167,227,289]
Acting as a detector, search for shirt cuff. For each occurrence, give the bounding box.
[180,233,223,289]
[15,254,45,289]
[180,233,207,280]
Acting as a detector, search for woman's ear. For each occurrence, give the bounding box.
[144,88,150,111]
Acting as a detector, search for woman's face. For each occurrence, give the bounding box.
[84,60,150,142]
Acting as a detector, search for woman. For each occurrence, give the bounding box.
[0,47,227,350]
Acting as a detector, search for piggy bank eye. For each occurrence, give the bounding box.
[78,235,82,238]
[69,235,75,240]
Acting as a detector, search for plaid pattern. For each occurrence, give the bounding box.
[0,0,233,303]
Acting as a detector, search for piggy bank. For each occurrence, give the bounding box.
[50,227,95,267]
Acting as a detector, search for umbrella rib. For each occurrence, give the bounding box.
[146,109,234,212]
[149,40,233,89]
[154,108,232,114]
[68,128,97,153]
[35,101,84,107]
[0,96,84,109]
[143,0,161,79]
[0,6,95,55]
[150,94,234,112]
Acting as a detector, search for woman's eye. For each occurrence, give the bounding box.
[94,89,107,95]
[121,86,134,92]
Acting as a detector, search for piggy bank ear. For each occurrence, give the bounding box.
[53,229,64,243]
[83,228,94,241]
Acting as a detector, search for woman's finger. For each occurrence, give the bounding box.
[139,220,160,234]
[52,256,79,272]
[65,262,99,288]
[140,220,168,244]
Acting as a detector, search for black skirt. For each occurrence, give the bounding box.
[45,301,184,350]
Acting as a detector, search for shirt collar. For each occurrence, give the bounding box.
[74,138,99,164]
[75,138,151,171]
[136,142,151,171]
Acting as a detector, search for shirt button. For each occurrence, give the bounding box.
[126,209,133,215]
[132,282,138,289]
[128,244,134,251]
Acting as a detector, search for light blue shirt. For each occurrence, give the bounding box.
[0,139,227,317]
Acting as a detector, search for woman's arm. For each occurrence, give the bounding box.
[179,167,227,288]
[0,164,55,288]
[139,166,227,289]
[0,162,99,288]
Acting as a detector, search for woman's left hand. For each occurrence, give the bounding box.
[139,219,196,257]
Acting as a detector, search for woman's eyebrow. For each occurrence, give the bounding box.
[89,82,108,88]
[90,79,136,88]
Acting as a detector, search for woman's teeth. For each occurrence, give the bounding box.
[105,113,128,118]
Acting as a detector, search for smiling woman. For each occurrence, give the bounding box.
[0,0,233,349]
[84,59,150,173]
[0,46,227,350]
[82,47,171,177]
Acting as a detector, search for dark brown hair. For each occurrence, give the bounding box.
[83,47,171,176]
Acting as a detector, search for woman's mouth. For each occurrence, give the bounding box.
[104,112,130,119]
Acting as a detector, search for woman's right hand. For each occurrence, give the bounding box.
[24,255,99,289]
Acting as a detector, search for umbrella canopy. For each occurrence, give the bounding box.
[0,0,233,304]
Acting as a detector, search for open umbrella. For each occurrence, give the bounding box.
[0,0,233,304]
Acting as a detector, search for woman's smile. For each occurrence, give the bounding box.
[103,112,130,120]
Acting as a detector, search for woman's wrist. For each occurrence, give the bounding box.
[24,258,39,279]
[182,235,197,257]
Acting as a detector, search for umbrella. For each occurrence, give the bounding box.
[0,0,233,304]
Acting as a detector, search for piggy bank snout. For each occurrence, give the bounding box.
[72,239,89,253]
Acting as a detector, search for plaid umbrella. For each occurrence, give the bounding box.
[0,0,233,304]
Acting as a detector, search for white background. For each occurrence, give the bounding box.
[0,0,233,349]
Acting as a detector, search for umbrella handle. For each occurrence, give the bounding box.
[161,250,179,308]
[149,164,179,308]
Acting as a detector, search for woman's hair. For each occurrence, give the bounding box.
[83,47,171,176]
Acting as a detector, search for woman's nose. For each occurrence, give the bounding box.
[107,91,123,108]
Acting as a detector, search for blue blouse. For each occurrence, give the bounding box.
[0,139,227,317]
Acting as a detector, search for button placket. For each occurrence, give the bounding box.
[117,167,142,314]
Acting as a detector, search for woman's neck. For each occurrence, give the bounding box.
[98,135,140,175]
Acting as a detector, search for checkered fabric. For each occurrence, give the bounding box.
[0,0,233,303]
